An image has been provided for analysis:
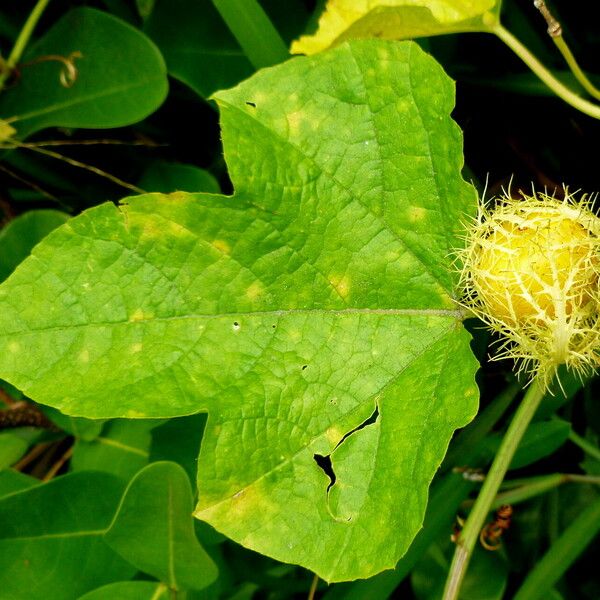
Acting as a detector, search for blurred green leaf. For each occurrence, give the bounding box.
[486,419,571,470]
[139,161,220,194]
[411,543,507,600]
[0,469,39,498]
[0,433,28,468]
[0,8,168,138]
[0,471,134,599]
[0,210,69,282]
[71,419,159,480]
[41,405,104,441]
[105,461,218,591]
[145,0,253,98]
[150,413,207,483]
[80,581,169,599]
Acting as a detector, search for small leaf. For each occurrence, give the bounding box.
[71,419,158,481]
[79,581,169,600]
[0,471,134,599]
[41,405,104,441]
[144,0,252,98]
[0,469,39,498]
[149,413,207,483]
[105,461,218,591]
[0,210,69,282]
[291,0,501,55]
[0,433,28,468]
[0,8,168,138]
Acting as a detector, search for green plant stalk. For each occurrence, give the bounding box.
[492,473,600,509]
[442,375,548,600]
[211,0,288,69]
[0,0,52,92]
[552,36,600,101]
[490,24,600,120]
[513,495,600,600]
[569,428,600,462]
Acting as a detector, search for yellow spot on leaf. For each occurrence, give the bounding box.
[129,308,152,322]
[329,274,351,299]
[408,206,428,223]
[8,342,20,353]
[246,281,263,301]
[212,239,231,255]
[130,343,143,353]
[79,349,89,363]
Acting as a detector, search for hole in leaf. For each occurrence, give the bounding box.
[245,101,256,107]
[313,453,336,491]
[302,364,308,370]
[232,321,240,331]
[334,404,379,450]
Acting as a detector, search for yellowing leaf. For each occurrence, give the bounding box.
[291,0,500,55]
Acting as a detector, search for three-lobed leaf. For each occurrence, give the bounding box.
[0,40,479,581]
[291,0,501,55]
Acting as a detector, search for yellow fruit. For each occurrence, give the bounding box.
[459,190,600,381]
[473,210,595,323]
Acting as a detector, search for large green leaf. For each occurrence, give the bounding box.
[0,8,168,138]
[0,41,478,580]
[0,471,134,599]
[291,0,501,55]
[105,461,218,590]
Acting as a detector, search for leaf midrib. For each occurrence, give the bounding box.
[1,307,464,336]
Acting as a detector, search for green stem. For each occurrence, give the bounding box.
[552,36,600,101]
[0,0,52,92]
[569,429,600,462]
[491,23,600,120]
[513,495,600,600]
[442,375,548,600]
[492,473,600,508]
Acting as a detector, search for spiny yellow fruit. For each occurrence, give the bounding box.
[459,190,600,383]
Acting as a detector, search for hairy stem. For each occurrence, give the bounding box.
[442,375,548,600]
[0,0,52,92]
[490,24,600,120]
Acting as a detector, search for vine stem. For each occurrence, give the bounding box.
[490,23,600,120]
[442,375,548,600]
[0,0,52,92]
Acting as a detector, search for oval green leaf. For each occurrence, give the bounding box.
[0,471,134,599]
[105,461,218,591]
[0,8,168,138]
[0,41,479,581]
[0,209,69,282]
